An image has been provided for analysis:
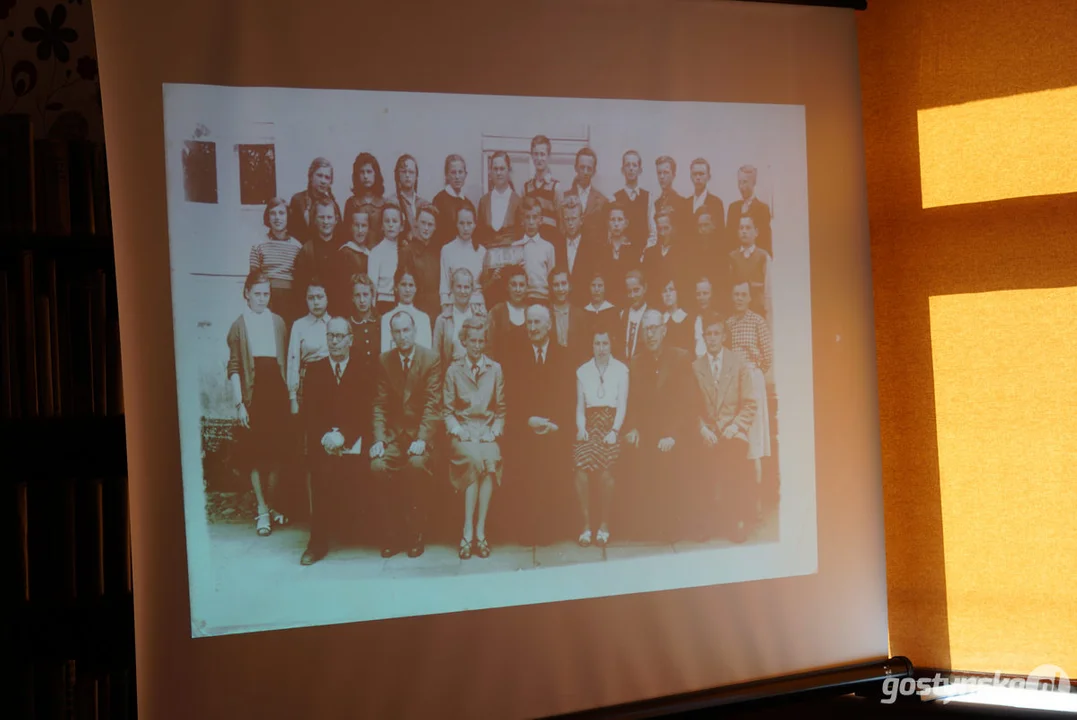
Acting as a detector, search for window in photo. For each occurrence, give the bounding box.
[237,143,276,206]
[183,140,218,204]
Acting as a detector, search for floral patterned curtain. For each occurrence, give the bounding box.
[0,0,103,141]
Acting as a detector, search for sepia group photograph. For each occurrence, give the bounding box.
[162,84,818,636]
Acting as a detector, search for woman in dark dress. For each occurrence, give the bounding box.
[227,271,290,537]
[659,277,694,352]
[342,152,387,230]
[484,265,530,367]
[293,196,343,308]
[288,157,337,244]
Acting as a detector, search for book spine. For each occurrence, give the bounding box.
[35,139,72,236]
[20,250,38,417]
[68,139,96,235]
[0,113,36,234]
[0,268,12,419]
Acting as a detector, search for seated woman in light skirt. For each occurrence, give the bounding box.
[573,325,629,547]
[443,316,506,559]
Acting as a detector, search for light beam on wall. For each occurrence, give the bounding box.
[929,286,1077,673]
[918,86,1077,208]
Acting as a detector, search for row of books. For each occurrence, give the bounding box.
[0,114,113,237]
[0,249,123,419]
[11,475,132,606]
[15,660,135,720]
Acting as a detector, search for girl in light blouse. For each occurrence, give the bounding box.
[443,315,505,559]
[439,204,485,315]
[249,197,303,322]
[379,264,432,352]
[227,271,289,537]
[573,326,629,547]
[367,203,406,315]
[287,278,331,416]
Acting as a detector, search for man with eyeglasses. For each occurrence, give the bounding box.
[621,309,694,541]
[300,317,371,565]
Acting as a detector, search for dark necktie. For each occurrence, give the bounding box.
[402,355,411,373]
[627,320,638,356]
[535,347,543,366]
[471,363,480,382]
[334,363,343,384]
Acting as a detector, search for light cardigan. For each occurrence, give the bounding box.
[226,312,288,406]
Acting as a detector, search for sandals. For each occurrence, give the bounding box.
[595,528,610,547]
[459,538,472,560]
[270,508,289,527]
[255,512,271,537]
[578,529,592,547]
[475,537,491,559]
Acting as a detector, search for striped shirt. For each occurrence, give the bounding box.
[726,310,772,374]
[249,235,303,287]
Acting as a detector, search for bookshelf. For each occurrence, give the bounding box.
[2,116,135,719]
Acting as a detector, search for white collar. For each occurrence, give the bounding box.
[491,185,511,198]
[665,308,688,323]
[566,234,581,246]
[444,185,464,199]
[331,356,350,371]
[628,303,648,319]
[694,186,709,200]
[740,244,757,257]
[586,300,614,312]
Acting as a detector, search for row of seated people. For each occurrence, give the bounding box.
[227,264,772,565]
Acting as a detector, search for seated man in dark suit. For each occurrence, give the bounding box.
[622,308,695,540]
[691,313,758,542]
[300,317,373,565]
[504,303,575,546]
[370,311,442,558]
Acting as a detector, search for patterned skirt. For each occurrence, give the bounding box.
[573,407,621,472]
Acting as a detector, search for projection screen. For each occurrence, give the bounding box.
[94,0,888,717]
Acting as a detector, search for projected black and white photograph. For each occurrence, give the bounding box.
[163,84,817,636]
